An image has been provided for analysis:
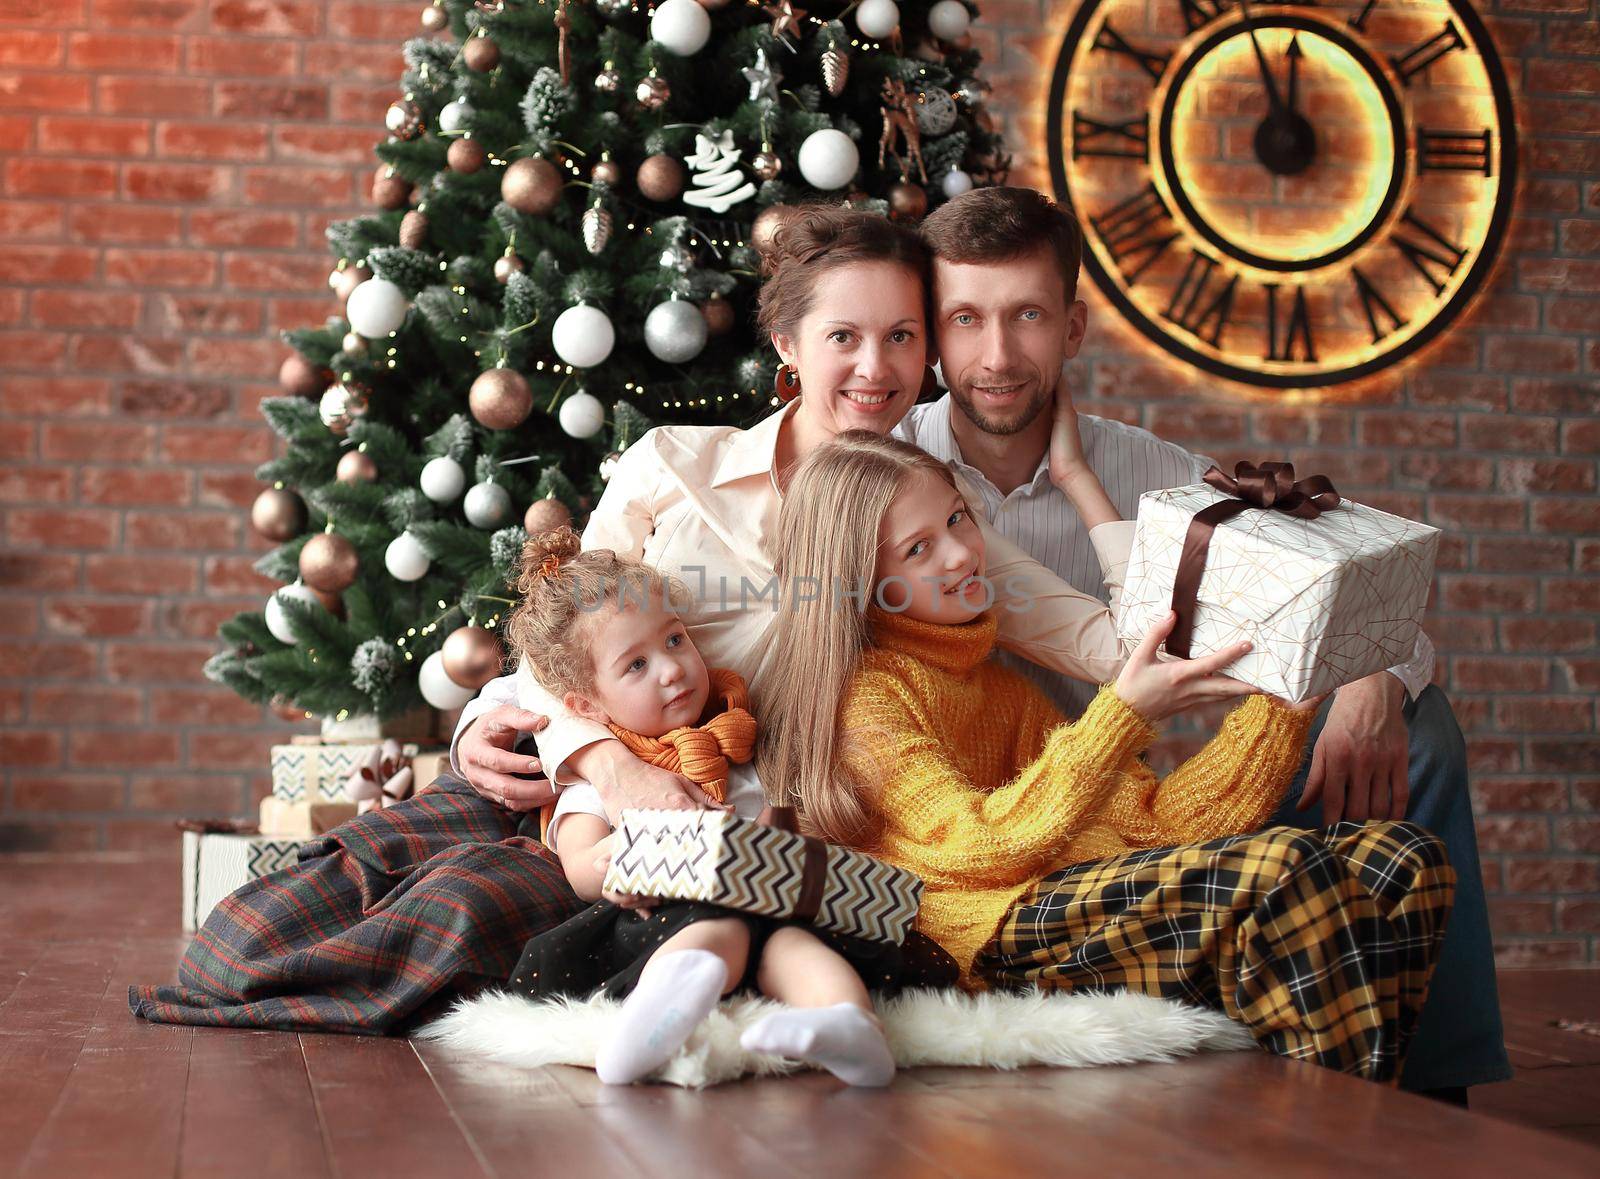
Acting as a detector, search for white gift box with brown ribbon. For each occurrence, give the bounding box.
[603,806,922,946]
[1117,462,1440,705]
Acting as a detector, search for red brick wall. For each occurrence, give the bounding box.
[1,1,1596,965]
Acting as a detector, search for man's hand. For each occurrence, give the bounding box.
[457,705,553,812]
[1297,672,1410,824]
[576,739,725,825]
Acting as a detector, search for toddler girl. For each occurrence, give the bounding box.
[758,432,1455,1082]
[503,527,905,1087]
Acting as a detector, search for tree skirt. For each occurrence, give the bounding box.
[416,987,1255,1089]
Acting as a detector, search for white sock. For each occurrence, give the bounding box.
[739,1003,895,1087]
[594,949,728,1085]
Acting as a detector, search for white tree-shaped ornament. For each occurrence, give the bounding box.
[682,130,757,214]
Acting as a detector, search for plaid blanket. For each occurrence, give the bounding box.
[130,775,584,1034]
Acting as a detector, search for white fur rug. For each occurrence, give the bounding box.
[417,987,1255,1088]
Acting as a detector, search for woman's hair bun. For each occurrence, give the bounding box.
[516,525,582,594]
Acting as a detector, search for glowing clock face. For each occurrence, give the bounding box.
[1047,0,1516,389]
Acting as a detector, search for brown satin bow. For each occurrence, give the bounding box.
[1167,461,1342,659]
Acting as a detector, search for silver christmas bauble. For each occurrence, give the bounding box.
[941,169,975,198]
[463,481,513,529]
[594,65,621,93]
[915,87,958,136]
[751,150,782,181]
[643,299,708,364]
[439,97,474,132]
[385,98,424,140]
[635,74,670,110]
[319,383,370,434]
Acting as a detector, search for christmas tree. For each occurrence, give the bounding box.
[212,0,1008,722]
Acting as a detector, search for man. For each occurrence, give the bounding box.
[895,185,1508,1100]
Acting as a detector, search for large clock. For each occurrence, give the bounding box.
[1047,0,1516,389]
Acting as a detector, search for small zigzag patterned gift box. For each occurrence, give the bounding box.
[1118,478,1440,704]
[603,808,922,945]
[181,827,305,933]
[269,742,415,804]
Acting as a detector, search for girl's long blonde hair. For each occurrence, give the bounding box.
[756,430,965,849]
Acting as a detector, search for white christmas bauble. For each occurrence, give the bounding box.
[551,304,616,368]
[644,300,708,364]
[650,0,711,56]
[558,390,606,438]
[463,481,512,528]
[345,277,409,338]
[942,169,974,198]
[385,531,431,581]
[419,650,477,710]
[439,98,474,133]
[797,129,860,191]
[265,583,322,645]
[928,0,971,41]
[854,0,900,40]
[420,455,466,502]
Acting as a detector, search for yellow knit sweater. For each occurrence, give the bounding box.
[841,608,1317,987]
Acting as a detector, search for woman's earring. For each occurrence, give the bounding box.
[774,363,801,403]
[920,365,939,398]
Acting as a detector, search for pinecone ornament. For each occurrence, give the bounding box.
[821,43,849,97]
[582,202,613,255]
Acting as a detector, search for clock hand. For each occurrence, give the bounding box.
[1285,34,1303,116]
[1238,0,1287,116]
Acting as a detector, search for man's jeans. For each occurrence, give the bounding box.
[1265,684,1512,1090]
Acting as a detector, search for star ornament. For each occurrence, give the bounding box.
[761,0,807,48]
[742,47,782,103]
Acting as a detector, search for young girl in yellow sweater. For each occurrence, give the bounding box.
[759,432,1456,1083]
[502,528,909,1087]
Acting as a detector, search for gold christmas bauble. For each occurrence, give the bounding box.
[750,204,792,258]
[493,253,525,284]
[447,136,487,174]
[319,382,370,435]
[329,264,372,303]
[751,150,782,181]
[399,210,430,249]
[336,450,378,484]
[700,293,735,337]
[636,154,686,202]
[523,497,573,535]
[463,34,500,71]
[888,181,928,221]
[279,352,328,398]
[469,368,532,430]
[385,98,424,140]
[372,167,412,210]
[592,157,623,187]
[440,625,505,690]
[420,3,448,31]
[501,156,563,214]
[299,532,360,593]
[251,486,306,542]
[635,74,670,110]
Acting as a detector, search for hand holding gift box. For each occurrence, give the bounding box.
[1118,462,1440,705]
[602,806,922,945]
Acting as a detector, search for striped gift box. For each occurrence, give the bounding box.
[603,809,922,946]
[270,743,398,804]
[181,829,305,933]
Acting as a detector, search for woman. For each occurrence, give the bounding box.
[130,207,1224,1033]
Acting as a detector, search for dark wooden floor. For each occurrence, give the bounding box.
[3,853,1598,1178]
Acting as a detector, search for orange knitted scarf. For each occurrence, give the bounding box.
[604,667,757,804]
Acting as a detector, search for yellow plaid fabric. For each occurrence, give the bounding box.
[976,822,1455,1083]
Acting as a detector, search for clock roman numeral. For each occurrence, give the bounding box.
[1351,267,1408,344]
[1391,21,1466,86]
[1072,111,1149,159]
[1349,0,1378,33]
[1164,251,1237,348]
[1418,127,1494,175]
[1264,283,1316,363]
[1178,0,1234,34]
[1093,21,1170,81]
[1392,209,1469,296]
[1090,183,1178,286]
